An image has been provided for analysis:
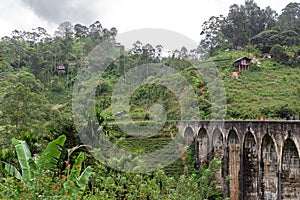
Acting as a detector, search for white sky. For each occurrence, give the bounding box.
[0,0,294,49]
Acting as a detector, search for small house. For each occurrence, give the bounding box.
[262,53,273,59]
[56,65,65,73]
[233,57,251,72]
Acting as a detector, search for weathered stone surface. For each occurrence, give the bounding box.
[176,120,300,200]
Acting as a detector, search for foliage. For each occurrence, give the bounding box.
[224,59,300,119]
[63,152,93,198]
[277,2,300,34]
[87,158,222,199]
[200,0,278,52]
[0,135,92,199]
[199,0,300,61]
[1,135,66,183]
[250,30,280,52]
[0,3,299,198]
[0,70,52,134]
[270,44,288,63]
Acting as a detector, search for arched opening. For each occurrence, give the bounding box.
[228,130,240,200]
[198,127,209,167]
[184,126,194,143]
[212,128,224,190]
[242,132,258,200]
[212,128,224,160]
[182,126,196,172]
[281,138,300,199]
[261,134,278,200]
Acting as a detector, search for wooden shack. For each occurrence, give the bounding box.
[56,65,65,73]
[233,57,251,72]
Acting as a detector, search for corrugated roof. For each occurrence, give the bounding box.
[233,56,251,63]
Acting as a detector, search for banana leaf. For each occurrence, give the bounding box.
[12,138,32,182]
[0,161,23,181]
[68,152,85,180]
[76,166,92,189]
[38,135,66,171]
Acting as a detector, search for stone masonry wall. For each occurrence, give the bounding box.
[177,120,300,200]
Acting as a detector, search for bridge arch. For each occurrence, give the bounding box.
[241,127,258,147]
[283,133,300,159]
[227,129,240,200]
[212,127,224,159]
[183,125,194,142]
[260,134,278,199]
[197,127,209,167]
[212,127,225,190]
[226,126,240,142]
[281,137,300,199]
[196,125,209,134]
[242,131,259,200]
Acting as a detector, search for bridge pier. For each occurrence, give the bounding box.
[174,120,300,200]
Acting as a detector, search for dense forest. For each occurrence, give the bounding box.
[0,0,299,199]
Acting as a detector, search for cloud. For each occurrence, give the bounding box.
[116,28,198,51]
[0,0,54,37]
[21,0,107,25]
[0,0,288,40]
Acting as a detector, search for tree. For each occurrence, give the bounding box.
[131,40,143,55]
[0,32,28,68]
[74,23,89,39]
[88,21,104,42]
[54,22,76,63]
[279,30,300,46]
[0,71,51,133]
[155,44,163,60]
[277,3,300,34]
[109,27,118,38]
[250,30,280,52]
[263,6,278,30]
[270,44,288,63]
[200,15,227,52]
[141,43,155,60]
[223,0,272,46]
[54,21,74,39]
[180,46,188,58]
[201,0,278,53]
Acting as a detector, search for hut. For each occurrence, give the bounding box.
[56,65,66,73]
[262,53,273,59]
[233,57,251,72]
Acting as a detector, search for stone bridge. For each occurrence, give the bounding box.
[174,120,300,200]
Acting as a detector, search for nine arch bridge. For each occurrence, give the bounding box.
[174,120,300,200]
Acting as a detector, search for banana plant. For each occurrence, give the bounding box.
[63,152,92,193]
[0,135,66,184]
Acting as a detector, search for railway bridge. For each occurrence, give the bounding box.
[174,120,300,200]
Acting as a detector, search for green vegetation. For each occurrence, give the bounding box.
[209,49,300,119]
[0,1,299,199]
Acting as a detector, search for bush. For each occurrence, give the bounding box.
[270,44,288,64]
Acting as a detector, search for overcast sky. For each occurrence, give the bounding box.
[0,0,293,48]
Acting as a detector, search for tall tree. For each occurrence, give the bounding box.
[1,71,51,133]
[54,21,74,39]
[54,22,74,63]
[200,0,278,52]
[200,15,227,51]
[74,24,89,39]
[277,2,300,34]
[88,21,104,42]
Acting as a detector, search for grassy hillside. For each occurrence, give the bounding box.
[96,49,300,121]
[101,49,300,176]
[210,50,300,119]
